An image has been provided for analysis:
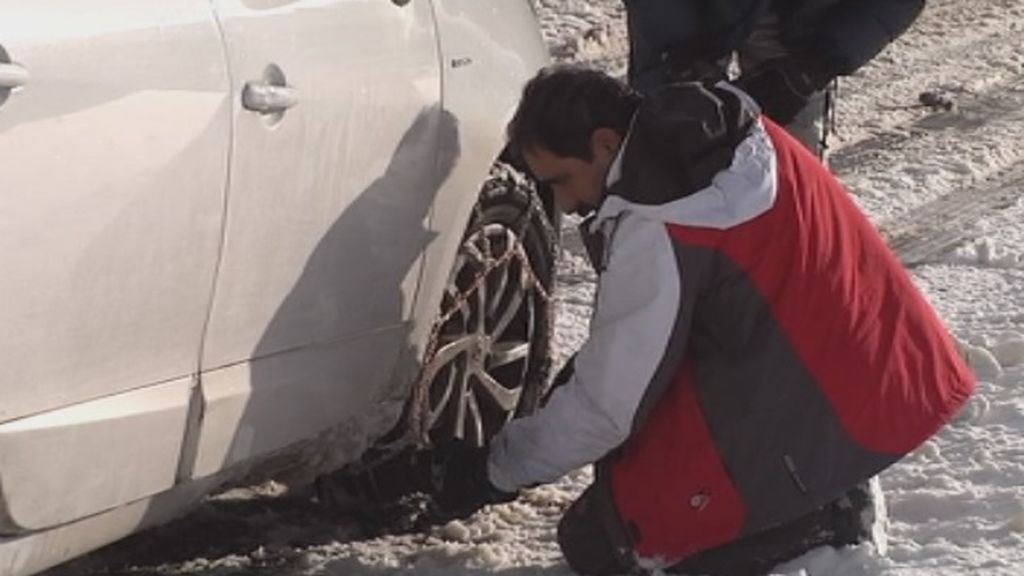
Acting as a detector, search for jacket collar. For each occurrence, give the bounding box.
[591,81,759,231]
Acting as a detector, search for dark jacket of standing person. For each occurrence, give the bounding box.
[626,0,926,126]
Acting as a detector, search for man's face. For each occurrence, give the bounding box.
[523,128,623,216]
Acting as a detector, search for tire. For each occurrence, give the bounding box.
[418,162,557,447]
[315,163,556,509]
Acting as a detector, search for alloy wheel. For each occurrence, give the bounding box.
[419,222,543,446]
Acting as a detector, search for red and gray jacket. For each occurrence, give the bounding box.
[489,83,974,568]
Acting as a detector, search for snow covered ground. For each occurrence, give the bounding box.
[47,0,1024,574]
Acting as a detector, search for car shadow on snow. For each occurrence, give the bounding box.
[41,483,421,576]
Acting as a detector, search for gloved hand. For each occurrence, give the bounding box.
[736,53,837,125]
[430,440,517,521]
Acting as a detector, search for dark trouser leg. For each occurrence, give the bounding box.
[783,89,830,160]
[625,9,670,94]
[557,475,637,576]
[667,480,882,576]
[625,9,730,94]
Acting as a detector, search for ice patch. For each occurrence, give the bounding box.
[913,439,944,463]
[953,391,991,424]
[1009,501,1024,534]
[993,332,1024,367]
[955,237,1024,269]
[960,343,1003,379]
[438,520,472,543]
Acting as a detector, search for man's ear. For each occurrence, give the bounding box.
[591,127,623,159]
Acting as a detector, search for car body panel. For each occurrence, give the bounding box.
[0,472,222,576]
[0,2,231,423]
[400,0,550,377]
[0,377,192,533]
[192,0,443,477]
[0,0,230,536]
[189,326,404,479]
[0,0,549,573]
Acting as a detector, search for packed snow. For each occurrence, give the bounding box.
[47,0,1024,574]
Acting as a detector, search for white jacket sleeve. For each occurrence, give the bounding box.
[488,212,685,492]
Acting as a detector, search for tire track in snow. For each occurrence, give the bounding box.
[880,164,1024,266]
[833,0,1024,139]
[830,73,1024,176]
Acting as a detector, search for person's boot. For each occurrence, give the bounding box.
[831,477,888,556]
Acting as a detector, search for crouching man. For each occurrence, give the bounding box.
[432,65,974,576]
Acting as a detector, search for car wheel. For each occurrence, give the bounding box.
[314,163,556,511]
[413,162,557,447]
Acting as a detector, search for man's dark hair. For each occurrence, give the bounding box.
[507,65,642,162]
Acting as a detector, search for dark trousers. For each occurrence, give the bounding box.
[627,9,831,159]
[557,479,877,576]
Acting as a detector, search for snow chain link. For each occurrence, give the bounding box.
[408,216,552,446]
[328,186,555,491]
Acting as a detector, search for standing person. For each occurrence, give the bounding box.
[624,0,926,155]
[430,65,974,576]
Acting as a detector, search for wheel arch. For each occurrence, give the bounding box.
[382,0,549,403]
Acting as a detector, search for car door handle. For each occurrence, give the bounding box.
[242,81,298,114]
[0,62,28,89]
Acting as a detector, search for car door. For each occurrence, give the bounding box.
[190,0,444,478]
[0,1,230,532]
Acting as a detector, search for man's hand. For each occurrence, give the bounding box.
[430,440,517,521]
[736,53,837,125]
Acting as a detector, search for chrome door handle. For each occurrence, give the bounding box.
[0,63,28,89]
[242,81,298,114]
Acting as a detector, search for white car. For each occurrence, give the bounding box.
[0,2,553,574]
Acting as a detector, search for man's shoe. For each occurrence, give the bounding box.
[831,477,889,555]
